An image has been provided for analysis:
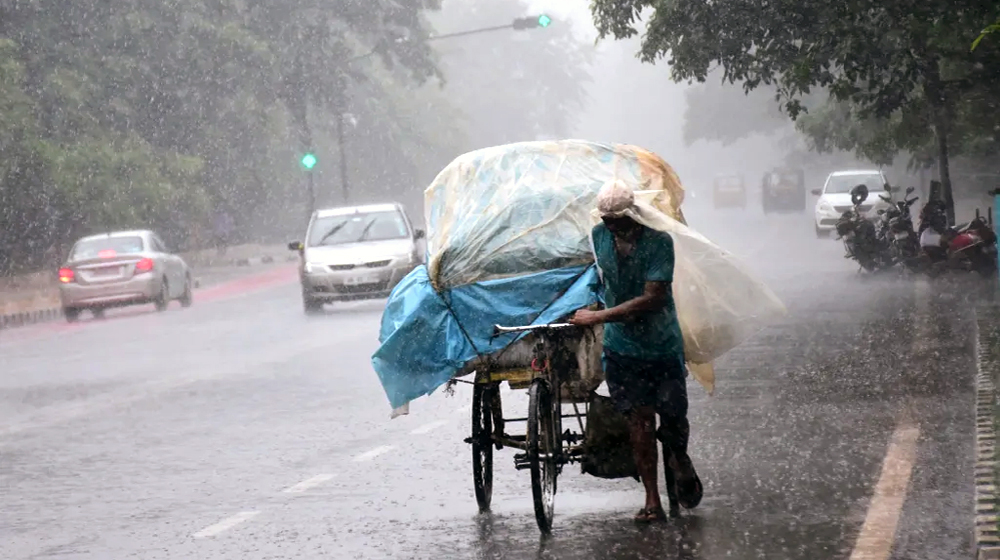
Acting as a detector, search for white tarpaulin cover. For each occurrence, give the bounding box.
[416,140,785,394]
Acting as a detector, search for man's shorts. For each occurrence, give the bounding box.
[602,350,688,419]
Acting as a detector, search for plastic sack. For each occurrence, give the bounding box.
[424,140,686,291]
[580,394,639,480]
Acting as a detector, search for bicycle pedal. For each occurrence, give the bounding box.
[513,453,531,470]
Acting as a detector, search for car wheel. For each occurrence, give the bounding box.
[303,295,323,315]
[64,307,81,323]
[155,279,170,312]
[92,308,106,320]
[179,275,193,308]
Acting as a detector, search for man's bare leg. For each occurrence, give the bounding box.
[629,405,662,515]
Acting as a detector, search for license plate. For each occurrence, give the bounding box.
[344,274,379,286]
[93,267,121,277]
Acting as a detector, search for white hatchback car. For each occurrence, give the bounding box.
[812,170,892,238]
[289,203,424,313]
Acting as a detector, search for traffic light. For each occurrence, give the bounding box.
[301,153,317,170]
[512,14,553,30]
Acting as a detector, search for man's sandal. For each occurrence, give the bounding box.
[634,506,668,523]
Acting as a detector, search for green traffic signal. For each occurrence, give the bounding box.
[512,14,553,30]
[301,153,317,170]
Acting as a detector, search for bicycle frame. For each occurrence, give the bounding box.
[487,323,589,464]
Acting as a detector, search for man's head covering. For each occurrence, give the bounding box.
[596,179,635,219]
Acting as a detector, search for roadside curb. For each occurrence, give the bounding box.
[0,306,63,332]
[0,254,297,332]
[974,307,1000,560]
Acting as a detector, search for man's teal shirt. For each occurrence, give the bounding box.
[592,223,684,362]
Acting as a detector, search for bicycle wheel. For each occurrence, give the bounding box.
[471,384,494,511]
[528,379,558,533]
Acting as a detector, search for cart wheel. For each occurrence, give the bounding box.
[471,384,494,512]
[528,379,558,533]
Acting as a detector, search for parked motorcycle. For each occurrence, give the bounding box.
[835,184,893,272]
[918,201,997,277]
[875,185,920,270]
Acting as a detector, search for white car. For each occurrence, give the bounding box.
[812,170,893,238]
[289,203,424,313]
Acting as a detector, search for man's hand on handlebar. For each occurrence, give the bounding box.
[569,308,603,327]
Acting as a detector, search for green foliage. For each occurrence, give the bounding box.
[0,0,592,273]
[972,17,1000,51]
[591,0,1000,217]
[0,0,449,272]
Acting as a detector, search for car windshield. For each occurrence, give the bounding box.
[772,172,799,185]
[71,236,145,260]
[825,173,884,194]
[308,211,409,246]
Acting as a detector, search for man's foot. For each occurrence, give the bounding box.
[634,506,668,523]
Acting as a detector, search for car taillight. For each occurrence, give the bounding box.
[135,258,154,273]
[58,268,74,283]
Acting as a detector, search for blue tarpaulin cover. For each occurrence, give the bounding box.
[371,263,600,410]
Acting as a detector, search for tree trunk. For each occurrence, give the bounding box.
[934,117,956,225]
[924,65,956,225]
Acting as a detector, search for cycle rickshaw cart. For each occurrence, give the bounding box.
[370,140,786,534]
[462,318,655,533]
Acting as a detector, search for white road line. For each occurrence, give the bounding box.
[411,420,448,435]
[282,473,336,494]
[193,511,260,538]
[848,423,921,560]
[912,279,932,355]
[353,444,395,462]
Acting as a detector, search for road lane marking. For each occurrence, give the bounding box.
[193,511,260,538]
[353,445,395,462]
[282,473,336,494]
[912,279,932,356]
[848,423,921,560]
[411,420,448,435]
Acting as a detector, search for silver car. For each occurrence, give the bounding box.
[58,230,193,322]
[289,203,424,313]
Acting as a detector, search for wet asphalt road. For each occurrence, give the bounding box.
[0,201,983,559]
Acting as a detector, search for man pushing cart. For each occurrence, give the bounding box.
[568,179,702,521]
[371,140,784,532]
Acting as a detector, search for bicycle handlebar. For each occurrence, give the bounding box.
[492,323,575,337]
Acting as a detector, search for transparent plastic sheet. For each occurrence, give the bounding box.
[424,140,686,291]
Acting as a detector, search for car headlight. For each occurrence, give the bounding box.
[818,200,833,212]
[304,262,322,274]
